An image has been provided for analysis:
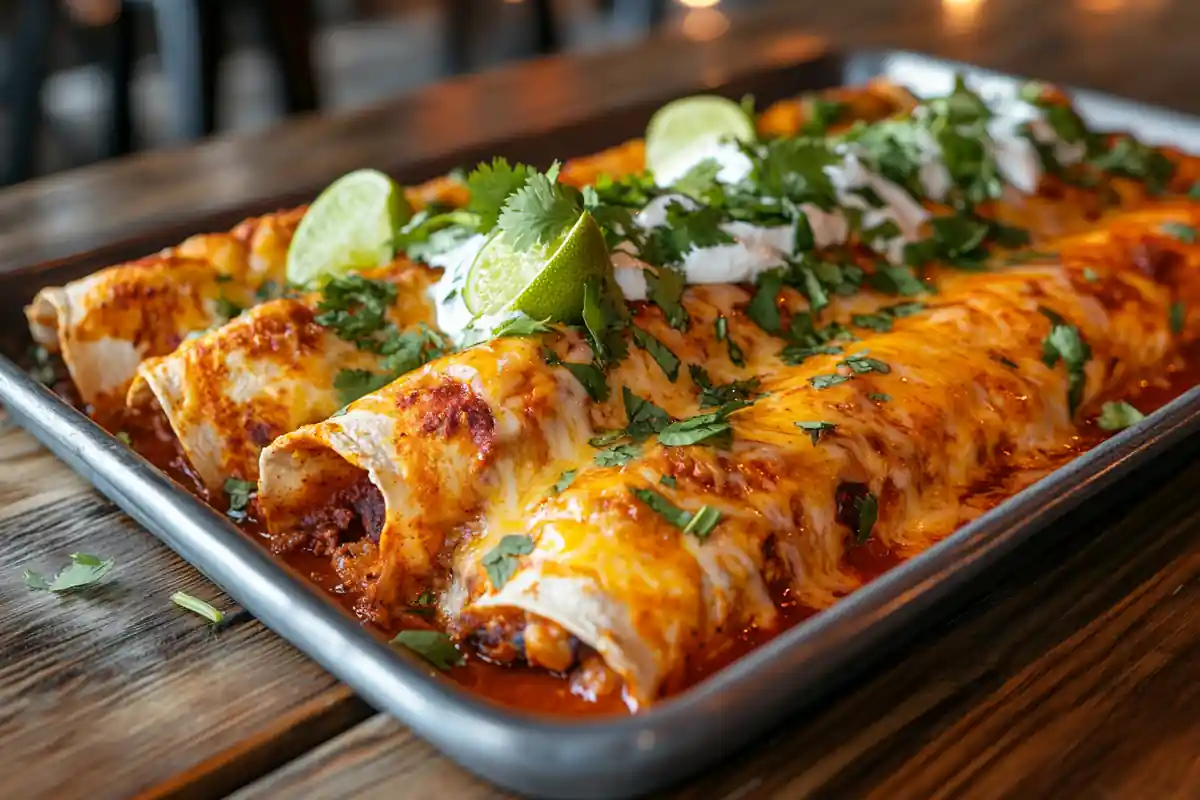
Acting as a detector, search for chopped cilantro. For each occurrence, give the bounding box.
[492,315,555,338]
[689,364,760,408]
[224,477,256,521]
[868,263,927,296]
[645,267,690,331]
[170,592,224,624]
[1170,300,1186,335]
[551,470,577,495]
[24,553,115,593]
[595,442,643,467]
[839,351,890,375]
[481,534,535,590]
[315,274,399,349]
[1090,136,1174,194]
[810,373,850,389]
[1097,401,1145,431]
[581,278,629,366]
[795,420,835,445]
[867,392,891,402]
[215,293,244,321]
[746,268,785,334]
[115,431,132,446]
[657,402,748,448]
[588,429,625,448]
[659,475,678,489]
[801,97,847,136]
[392,630,464,671]
[1040,315,1091,414]
[632,327,680,382]
[1082,267,1100,283]
[1161,222,1197,244]
[854,492,879,545]
[715,316,745,366]
[628,486,717,538]
[623,386,672,441]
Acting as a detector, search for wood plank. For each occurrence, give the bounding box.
[230,446,1200,799]
[0,420,372,800]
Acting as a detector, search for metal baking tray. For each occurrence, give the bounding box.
[2,50,1199,798]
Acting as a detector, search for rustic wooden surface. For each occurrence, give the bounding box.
[3,1,1200,798]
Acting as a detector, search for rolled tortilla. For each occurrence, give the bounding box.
[126,262,438,489]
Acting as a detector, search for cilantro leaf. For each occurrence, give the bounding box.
[660,475,678,488]
[1097,401,1145,431]
[581,278,630,367]
[801,97,847,136]
[810,373,850,389]
[795,420,835,445]
[334,368,393,407]
[632,327,680,382]
[24,553,115,593]
[315,275,399,349]
[629,486,688,526]
[392,630,465,671]
[689,364,760,408]
[551,470,578,495]
[557,360,609,402]
[868,263,927,296]
[492,315,555,338]
[1041,317,1091,413]
[657,402,748,448]
[623,386,671,441]
[671,159,723,202]
[481,534,535,590]
[224,477,256,521]
[715,316,745,366]
[496,162,582,250]
[467,157,532,232]
[839,351,891,375]
[867,392,891,403]
[1161,222,1197,244]
[645,268,690,331]
[854,492,879,545]
[1171,301,1186,335]
[746,268,785,334]
[596,442,643,467]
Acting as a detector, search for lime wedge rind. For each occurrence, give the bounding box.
[463,212,611,323]
[286,169,413,288]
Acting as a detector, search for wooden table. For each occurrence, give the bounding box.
[3,2,1200,797]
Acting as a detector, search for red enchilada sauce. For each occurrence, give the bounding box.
[95,344,1198,717]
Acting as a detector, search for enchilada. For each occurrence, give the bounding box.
[27,77,1200,713]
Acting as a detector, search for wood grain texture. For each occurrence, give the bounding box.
[230,444,1200,800]
[0,420,372,800]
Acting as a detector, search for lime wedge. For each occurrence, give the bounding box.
[286,169,413,287]
[645,95,757,185]
[464,211,611,322]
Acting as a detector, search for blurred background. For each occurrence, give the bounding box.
[2,0,771,185]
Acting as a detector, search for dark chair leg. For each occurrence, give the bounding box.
[5,0,55,185]
[444,0,472,75]
[254,0,319,114]
[151,0,221,141]
[531,0,560,55]
[105,5,137,157]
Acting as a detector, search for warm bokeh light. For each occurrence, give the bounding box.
[941,0,984,34]
[677,0,721,8]
[680,8,730,42]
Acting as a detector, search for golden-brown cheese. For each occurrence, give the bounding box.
[456,238,1186,705]
[127,261,437,488]
[25,209,304,413]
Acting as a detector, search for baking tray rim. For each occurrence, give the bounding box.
[3,49,1200,798]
